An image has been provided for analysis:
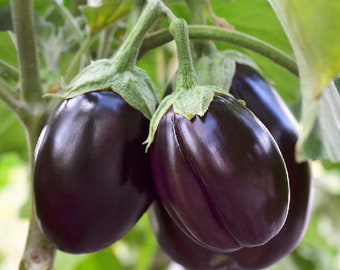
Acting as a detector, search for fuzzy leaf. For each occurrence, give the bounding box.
[144,85,225,151]
[53,59,159,119]
[173,86,214,120]
[63,59,115,95]
[144,93,178,151]
[111,67,160,119]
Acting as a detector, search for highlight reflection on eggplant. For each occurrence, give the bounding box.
[149,200,232,270]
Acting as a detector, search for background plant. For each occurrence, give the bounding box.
[0,0,340,269]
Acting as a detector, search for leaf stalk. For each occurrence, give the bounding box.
[141,26,298,76]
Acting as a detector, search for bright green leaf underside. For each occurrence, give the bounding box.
[269,0,340,161]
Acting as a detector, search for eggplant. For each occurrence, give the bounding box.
[228,64,313,269]
[150,93,290,253]
[34,91,155,254]
[149,200,232,270]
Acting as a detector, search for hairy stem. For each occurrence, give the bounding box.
[169,19,199,91]
[19,205,56,270]
[113,0,165,72]
[184,0,217,58]
[19,107,52,270]
[126,0,147,34]
[10,1,55,269]
[10,0,43,105]
[141,25,298,76]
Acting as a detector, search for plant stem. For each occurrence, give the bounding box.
[19,204,56,270]
[0,79,27,117]
[19,107,52,270]
[126,0,146,34]
[0,68,32,123]
[10,0,43,106]
[10,1,56,269]
[184,0,206,24]
[112,0,165,72]
[190,25,298,75]
[53,1,84,43]
[169,19,199,91]
[140,25,298,76]
[96,25,116,60]
[184,0,217,58]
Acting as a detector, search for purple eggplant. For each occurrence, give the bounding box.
[227,64,313,269]
[149,200,232,270]
[34,91,155,254]
[150,93,290,253]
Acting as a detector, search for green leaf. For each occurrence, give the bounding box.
[0,0,9,7]
[56,59,159,120]
[119,214,159,270]
[144,93,177,151]
[111,67,160,120]
[0,154,17,189]
[81,0,133,34]
[0,60,19,87]
[269,0,340,96]
[0,7,12,31]
[0,31,18,69]
[0,102,27,159]
[54,252,88,270]
[268,0,340,161]
[144,85,224,151]
[210,0,299,103]
[62,58,116,94]
[173,86,215,119]
[74,248,122,270]
[298,81,340,161]
[194,50,257,93]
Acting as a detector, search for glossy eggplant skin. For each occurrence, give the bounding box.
[150,94,290,253]
[149,200,231,270]
[34,91,155,254]
[228,64,313,269]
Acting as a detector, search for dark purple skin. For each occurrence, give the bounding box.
[227,64,313,269]
[150,94,290,253]
[149,200,232,270]
[34,91,155,254]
